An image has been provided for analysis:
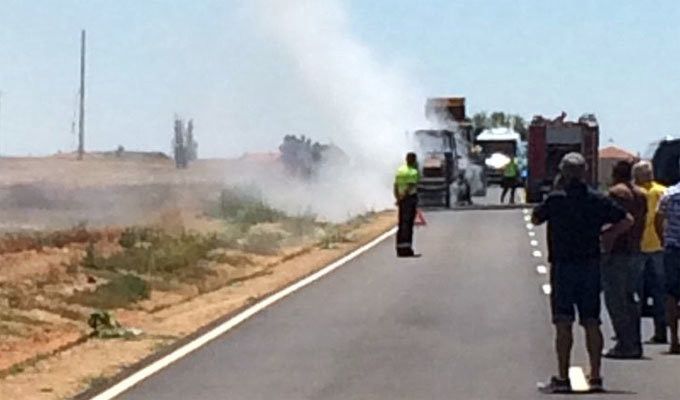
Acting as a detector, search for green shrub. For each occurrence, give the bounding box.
[319,226,352,249]
[85,229,221,275]
[281,214,318,237]
[217,188,286,227]
[71,274,150,309]
[240,224,289,255]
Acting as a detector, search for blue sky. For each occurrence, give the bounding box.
[0,0,678,157]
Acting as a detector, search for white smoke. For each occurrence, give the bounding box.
[243,0,427,220]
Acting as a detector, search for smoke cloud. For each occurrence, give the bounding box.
[235,0,427,220]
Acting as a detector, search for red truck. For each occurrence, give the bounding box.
[525,113,599,203]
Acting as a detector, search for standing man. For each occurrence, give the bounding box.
[533,153,632,393]
[655,164,680,354]
[501,155,519,204]
[394,152,420,257]
[602,160,648,359]
[633,161,668,343]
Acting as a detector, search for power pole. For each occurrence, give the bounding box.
[0,90,3,156]
[77,30,86,160]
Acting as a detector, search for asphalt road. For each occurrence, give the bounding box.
[116,208,680,400]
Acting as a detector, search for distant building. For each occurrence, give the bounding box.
[598,145,637,187]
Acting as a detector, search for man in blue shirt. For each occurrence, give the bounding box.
[533,153,633,393]
[656,162,680,354]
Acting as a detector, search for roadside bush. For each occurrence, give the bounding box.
[281,213,318,237]
[70,274,150,309]
[85,229,221,275]
[318,226,353,249]
[217,188,286,227]
[118,227,161,249]
[239,224,289,255]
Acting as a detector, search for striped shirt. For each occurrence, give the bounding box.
[659,182,680,249]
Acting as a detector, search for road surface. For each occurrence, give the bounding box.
[115,209,679,400]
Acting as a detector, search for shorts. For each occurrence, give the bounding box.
[665,247,680,299]
[550,259,601,325]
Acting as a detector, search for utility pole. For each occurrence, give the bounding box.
[0,90,3,156]
[77,30,86,160]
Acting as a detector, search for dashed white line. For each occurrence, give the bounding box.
[522,208,529,214]
[528,231,536,237]
[530,240,539,247]
[532,250,542,258]
[526,223,534,230]
[523,215,531,222]
[536,265,547,274]
[542,284,552,295]
[569,366,589,392]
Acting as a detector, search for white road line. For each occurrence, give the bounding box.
[522,208,529,214]
[526,223,534,230]
[523,215,531,222]
[532,250,542,258]
[536,265,547,274]
[569,366,589,392]
[88,227,398,400]
[528,231,536,237]
[530,240,538,247]
[542,284,552,295]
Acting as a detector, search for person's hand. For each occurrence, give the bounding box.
[601,232,615,254]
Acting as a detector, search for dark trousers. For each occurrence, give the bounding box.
[602,253,644,354]
[396,194,417,256]
[643,251,666,338]
[500,177,517,204]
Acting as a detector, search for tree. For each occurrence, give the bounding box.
[172,116,198,168]
[472,112,488,136]
[489,111,507,128]
[509,115,528,139]
[185,119,198,162]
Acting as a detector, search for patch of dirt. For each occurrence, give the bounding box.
[0,211,396,400]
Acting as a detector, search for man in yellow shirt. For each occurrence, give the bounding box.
[633,161,667,343]
[394,152,420,257]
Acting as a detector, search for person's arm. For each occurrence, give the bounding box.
[393,182,400,203]
[531,198,550,225]
[655,193,668,245]
[655,211,665,247]
[599,194,633,253]
[602,213,634,253]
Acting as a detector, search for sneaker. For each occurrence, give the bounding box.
[537,376,571,394]
[588,376,604,392]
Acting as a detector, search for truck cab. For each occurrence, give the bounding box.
[412,129,458,208]
[474,127,523,185]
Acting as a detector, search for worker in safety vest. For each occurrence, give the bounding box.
[394,152,420,257]
[501,156,520,204]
